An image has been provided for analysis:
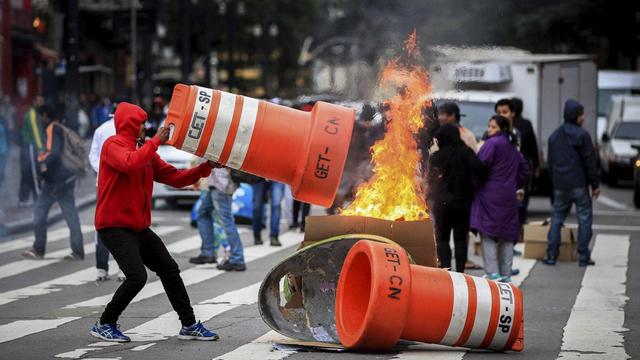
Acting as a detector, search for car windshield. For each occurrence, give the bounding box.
[456,101,496,139]
[613,122,640,140]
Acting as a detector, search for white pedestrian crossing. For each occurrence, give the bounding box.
[0,230,197,307]
[557,234,631,359]
[65,231,300,309]
[0,317,81,344]
[0,226,180,281]
[0,225,94,255]
[0,222,637,360]
[0,231,299,348]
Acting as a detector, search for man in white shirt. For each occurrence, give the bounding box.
[89,115,122,281]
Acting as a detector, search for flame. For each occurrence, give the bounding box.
[341,30,431,221]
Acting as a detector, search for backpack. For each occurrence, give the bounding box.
[55,123,89,177]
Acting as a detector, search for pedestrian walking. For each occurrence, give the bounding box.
[22,106,85,260]
[471,115,530,282]
[191,167,247,271]
[428,124,487,272]
[544,99,599,267]
[18,96,45,206]
[90,102,219,342]
[252,180,284,246]
[89,114,123,281]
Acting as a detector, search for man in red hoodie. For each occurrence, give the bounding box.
[90,102,218,342]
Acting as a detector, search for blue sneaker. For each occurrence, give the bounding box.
[179,321,219,341]
[90,322,131,343]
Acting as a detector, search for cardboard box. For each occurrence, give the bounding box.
[523,221,576,261]
[302,215,438,267]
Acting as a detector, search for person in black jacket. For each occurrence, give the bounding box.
[545,99,599,267]
[22,106,84,260]
[511,97,539,226]
[428,124,487,272]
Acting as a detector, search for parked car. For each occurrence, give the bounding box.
[599,96,640,186]
[152,145,200,208]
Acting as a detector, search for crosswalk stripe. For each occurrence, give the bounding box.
[0,226,181,281]
[0,317,81,344]
[212,331,296,360]
[557,234,630,359]
[52,283,261,357]
[0,231,198,307]
[65,231,300,309]
[125,282,261,342]
[0,232,301,346]
[0,225,94,255]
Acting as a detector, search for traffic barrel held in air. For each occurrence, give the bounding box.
[335,240,524,352]
[164,84,355,207]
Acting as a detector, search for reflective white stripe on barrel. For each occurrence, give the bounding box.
[441,271,469,345]
[205,91,236,161]
[465,277,493,348]
[489,282,516,350]
[182,86,213,154]
[226,97,259,169]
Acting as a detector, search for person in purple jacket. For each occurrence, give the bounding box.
[471,115,530,282]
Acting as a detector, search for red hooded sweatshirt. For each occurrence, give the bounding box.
[95,102,212,231]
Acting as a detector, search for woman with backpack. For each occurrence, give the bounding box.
[471,115,530,282]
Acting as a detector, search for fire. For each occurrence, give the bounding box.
[341,30,431,221]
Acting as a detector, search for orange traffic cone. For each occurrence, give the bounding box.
[164,84,355,207]
[335,239,524,352]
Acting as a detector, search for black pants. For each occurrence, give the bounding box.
[292,200,310,226]
[433,202,471,273]
[98,227,196,327]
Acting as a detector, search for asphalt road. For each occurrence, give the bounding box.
[0,183,637,360]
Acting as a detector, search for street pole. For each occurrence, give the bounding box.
[180,0,191,83]
[131,0,138,103]
[65,0,79,130]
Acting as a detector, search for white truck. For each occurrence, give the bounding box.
[428,47,598,193]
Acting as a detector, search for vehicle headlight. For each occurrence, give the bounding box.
[635,159,640,168]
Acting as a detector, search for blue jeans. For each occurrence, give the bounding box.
[197,188,245,265]
[33,180,84,257]
[547,187,593,262]
[252,181,284,238]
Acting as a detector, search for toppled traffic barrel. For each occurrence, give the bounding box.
[335,239,525,352]
[164,84,354,207]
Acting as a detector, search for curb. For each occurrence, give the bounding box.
[0,194,96,237]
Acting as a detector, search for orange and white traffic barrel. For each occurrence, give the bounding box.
[335,239,524,352]
[164,84,355,207]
